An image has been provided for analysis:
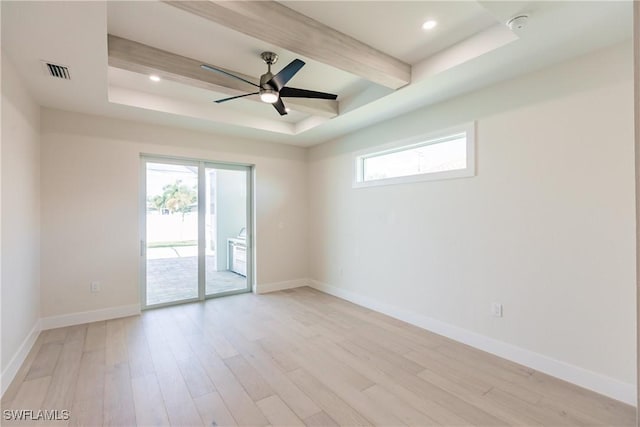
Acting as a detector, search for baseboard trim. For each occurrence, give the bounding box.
[40,304,141,330]
[255,278,308,294]
[308,280,636,406]
[1,320,41,397]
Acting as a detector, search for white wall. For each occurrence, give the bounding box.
[1,54,41,383]
[308,43,636,399]
[40,109,308,318]
[634,1,640,411]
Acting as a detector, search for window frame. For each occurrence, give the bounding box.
[352,122,476,188]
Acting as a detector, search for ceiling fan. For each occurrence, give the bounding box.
[200,52,338,116]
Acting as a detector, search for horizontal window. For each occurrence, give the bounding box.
[353,123,475,188]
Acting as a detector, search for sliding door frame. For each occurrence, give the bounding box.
[139,155,254,310]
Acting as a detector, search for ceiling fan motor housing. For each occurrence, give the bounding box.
[260,72,275,88]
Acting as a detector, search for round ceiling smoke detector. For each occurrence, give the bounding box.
[507,14,529,30]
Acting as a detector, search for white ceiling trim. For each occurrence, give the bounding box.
[108,85,296,135]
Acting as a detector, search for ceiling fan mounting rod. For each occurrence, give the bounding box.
[260,51,278,72]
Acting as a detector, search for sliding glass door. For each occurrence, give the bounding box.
[141,157,252,308]
[205,166,249,297]
[143,160,200,306]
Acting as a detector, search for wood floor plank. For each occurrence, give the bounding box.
[43,327,69,344]
[287,368,371,427]
[175,305,241,360]
[438,342,535,378]
[73,349,105,403]
[207,331,240,359]
[7,374,68,427]
[8,376,52,409]
[64,324,88,343]
[216,325,321,419]
[145,330,204,427]
[417,368,546,426]
[71,349,105,427]
[405,348,542,404]
[266,326,374,393]
[188,346,269,426]
[350,336,424,375]
[482,387,574,426]
[105,318,128,368]
[308,336,470,426]
[281,290,434,354]
[404,349,495,396]
[103,363,136,427]
[25,342,63,381]
[303,411,339,427]
[170,307,269,426]
[287,348,405,426]
[131,374,171,427]
[194,391,237,427]
[338,338,510,426]
[535,395,622,426]
[124,316,156,379]
[1,333,46,406]
[362,384,440,426]
[524,373,636,426]
[70,397,102,427]
[177,356,216,399]
[41,339,84,412]
[83,321,106,352]
[256,395,305,427]
[223,354,275,402]
[3,288,634,427]
[257,337,301,372]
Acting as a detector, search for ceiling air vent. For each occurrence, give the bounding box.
[41,61,71,80]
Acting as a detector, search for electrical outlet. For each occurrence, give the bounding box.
[90,281,101,293]
[491,302,503,317]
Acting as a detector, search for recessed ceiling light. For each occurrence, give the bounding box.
[422,20,437,30]
[149,75,161,82]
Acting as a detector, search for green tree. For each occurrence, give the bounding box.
[149,194,166,212]
[148,180,197,220]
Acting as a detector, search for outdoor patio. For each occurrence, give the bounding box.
[146,247,247,305]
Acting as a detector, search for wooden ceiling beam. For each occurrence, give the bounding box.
[107,35,338,118]
[163,1,411,90]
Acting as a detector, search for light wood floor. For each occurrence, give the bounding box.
[1,287,635,426]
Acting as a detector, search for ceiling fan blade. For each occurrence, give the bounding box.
[279,87,337,100]
[267,59,305,91]
[272,98,288,116]
[214,92,259,103]
[201,64,260,88]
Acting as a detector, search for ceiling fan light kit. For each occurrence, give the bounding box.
[259,89,279,104]
[201,51,338,116]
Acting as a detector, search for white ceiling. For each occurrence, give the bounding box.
[281,1,497,64]
[1,1,633,147]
